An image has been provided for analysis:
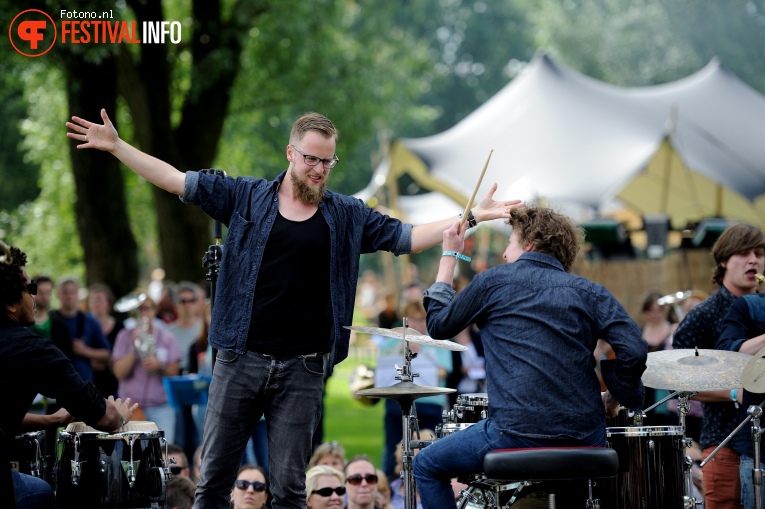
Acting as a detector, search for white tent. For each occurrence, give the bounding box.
[358,52,765,228]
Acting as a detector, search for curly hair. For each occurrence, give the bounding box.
[506,207,585,272]
[711,223,765,287]
[0,245,28,320]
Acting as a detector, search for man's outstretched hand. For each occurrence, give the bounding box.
[66,108,119,152]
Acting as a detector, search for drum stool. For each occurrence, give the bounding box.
[481,447,618,509]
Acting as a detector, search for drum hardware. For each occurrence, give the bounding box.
[71,433,83,486]
[56,422,167,508]
[351,317,456,509]
[701,399,765,509]
[10,431,46,479]
[642,347,751,391]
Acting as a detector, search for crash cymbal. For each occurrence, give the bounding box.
[742,345,765,393]
[345,326,467,351]
[642,348,751,391]
[356,381,456,402]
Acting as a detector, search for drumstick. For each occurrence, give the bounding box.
[460,149,493,226]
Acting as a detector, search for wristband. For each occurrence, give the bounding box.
[442,250,472,262]
[731,388,739,408]
[457,212,476,229]
[467,210,478,228]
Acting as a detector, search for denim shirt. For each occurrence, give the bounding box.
[182,170,412,369]
[423,252,647,439]
[717,293,765,456]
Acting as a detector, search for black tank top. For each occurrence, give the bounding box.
[246,210,332,356]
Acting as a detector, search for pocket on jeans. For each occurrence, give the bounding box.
[303,356,324,376]
[215,349,239,365]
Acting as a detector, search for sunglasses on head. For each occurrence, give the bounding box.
[346,473,378,485]
[312,486,346,497]
[235,479,266,492]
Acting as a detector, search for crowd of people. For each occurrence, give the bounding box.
[4,105,765,509]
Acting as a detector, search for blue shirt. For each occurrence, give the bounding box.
[423,251,647,440]
[58,311,110,383]
[673,285,740,449]
[717,293,765,456]
[182,170,412,369]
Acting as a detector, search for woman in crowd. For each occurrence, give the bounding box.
[305,465,345,508]
[344,456,380,509]
[231,464,269,509]
[308,441,347,472]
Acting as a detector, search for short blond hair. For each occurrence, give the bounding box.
[305,465,344,498]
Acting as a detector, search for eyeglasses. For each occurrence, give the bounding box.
[346,473,378,485]
[311,486,346,497]
[26,280,37,296]
[179,297,198,304]
[169,466,186,475]
[291,145,339,170]
[235,480,267,492]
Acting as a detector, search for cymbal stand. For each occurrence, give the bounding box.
[751,405,763,509]
[701,399,765,468]
[397,317,420,509]
[676,392,698,508]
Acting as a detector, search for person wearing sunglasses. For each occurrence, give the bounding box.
[344,456,380,509]
[231,465,268,509]
[306,465,345,509]
[0,243,138,509]
[67,109,522,509]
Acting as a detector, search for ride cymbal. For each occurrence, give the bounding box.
[355,381,455,401]
[642,348,751,391]
[344,325,467,351]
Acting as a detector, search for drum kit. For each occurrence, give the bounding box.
[349,320,765,509]
[8,421,174,507]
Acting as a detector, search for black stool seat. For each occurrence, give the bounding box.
[484,447,618,481]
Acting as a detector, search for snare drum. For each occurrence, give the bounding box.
[436,422,475,440]
[9,431,46,479]
[55,421,167,509]
[453,393,489,424]
[603,426,685,509]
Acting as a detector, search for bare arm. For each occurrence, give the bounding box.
[410,183,522,252]
[737,333,765,355]
[113,350,138,380]
[66,109,186,196]
[21,408,74,431]
[71,339,111,361]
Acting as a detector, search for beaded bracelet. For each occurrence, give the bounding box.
[442,250,472,262]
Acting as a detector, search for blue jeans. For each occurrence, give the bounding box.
[11,470,55,509]
[412,419,606,509]
[741,453,763,509]
[195,350,324,509]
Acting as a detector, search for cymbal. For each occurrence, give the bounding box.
[742,345,765,393]
[642,348,751,391]
[344,326,468,351]
[356,381,456,402]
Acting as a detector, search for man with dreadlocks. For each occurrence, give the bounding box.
[0,242,137,508]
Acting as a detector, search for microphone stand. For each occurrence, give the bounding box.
[200,169,226,371]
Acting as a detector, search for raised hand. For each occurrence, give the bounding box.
[66,108,119,152]
[472,182,524,223]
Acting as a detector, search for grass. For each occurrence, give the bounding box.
[322,354,385,467]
